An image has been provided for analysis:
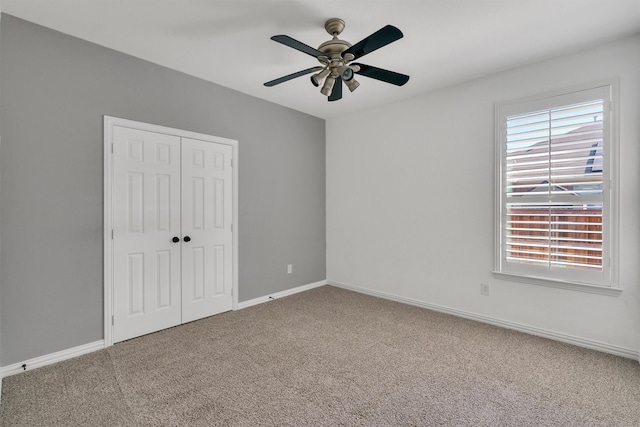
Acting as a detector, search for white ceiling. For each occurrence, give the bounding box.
[2,0,640,119]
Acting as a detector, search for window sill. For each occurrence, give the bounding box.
[492,272,622,296]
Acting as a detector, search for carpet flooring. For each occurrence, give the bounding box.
[2,285,640,426]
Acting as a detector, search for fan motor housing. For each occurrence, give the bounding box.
[318,38,351,56]
[318,18,351,58]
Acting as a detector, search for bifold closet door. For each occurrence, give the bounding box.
[181,138,233,323]
[112,127,234,342]
[112,126,182,343]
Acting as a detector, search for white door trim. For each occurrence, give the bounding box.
[103,116,239,347]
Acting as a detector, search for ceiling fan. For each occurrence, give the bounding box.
[264,18,409,101]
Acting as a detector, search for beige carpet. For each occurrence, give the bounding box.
[2,285,639,426]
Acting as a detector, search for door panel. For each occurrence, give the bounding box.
[113,126,182,342]
[181,138,233,323]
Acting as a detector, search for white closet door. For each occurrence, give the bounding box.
[181,138,233,323]
[112,126,182,342]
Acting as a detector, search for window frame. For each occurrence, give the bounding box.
[494,80,620,295]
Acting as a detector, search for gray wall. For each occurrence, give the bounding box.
[0,14,326,365]
[0,12,3,368]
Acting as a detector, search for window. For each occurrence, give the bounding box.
[495,82,617,290]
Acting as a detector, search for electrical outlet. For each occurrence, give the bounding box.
[287,264,293,274]
[480,283,490,296]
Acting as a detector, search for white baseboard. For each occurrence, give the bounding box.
[1,340,105,379]
[328,280,640,361]
[237,280,327,310]
[0,281,325,380]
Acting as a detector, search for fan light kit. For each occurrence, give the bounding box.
[264,18,409,101]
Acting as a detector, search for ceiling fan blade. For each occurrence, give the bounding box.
[264,67,322,87]
[328,77,342,102]
[343,25,403,60]
[271,35,328,58]
[353,63,410,86]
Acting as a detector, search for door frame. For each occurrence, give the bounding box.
[103,116,239,347]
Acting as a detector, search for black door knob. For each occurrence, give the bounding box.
[184,236,191,242]
[172,236,180,243]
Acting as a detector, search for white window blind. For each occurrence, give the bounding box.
[496,84,614,288]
